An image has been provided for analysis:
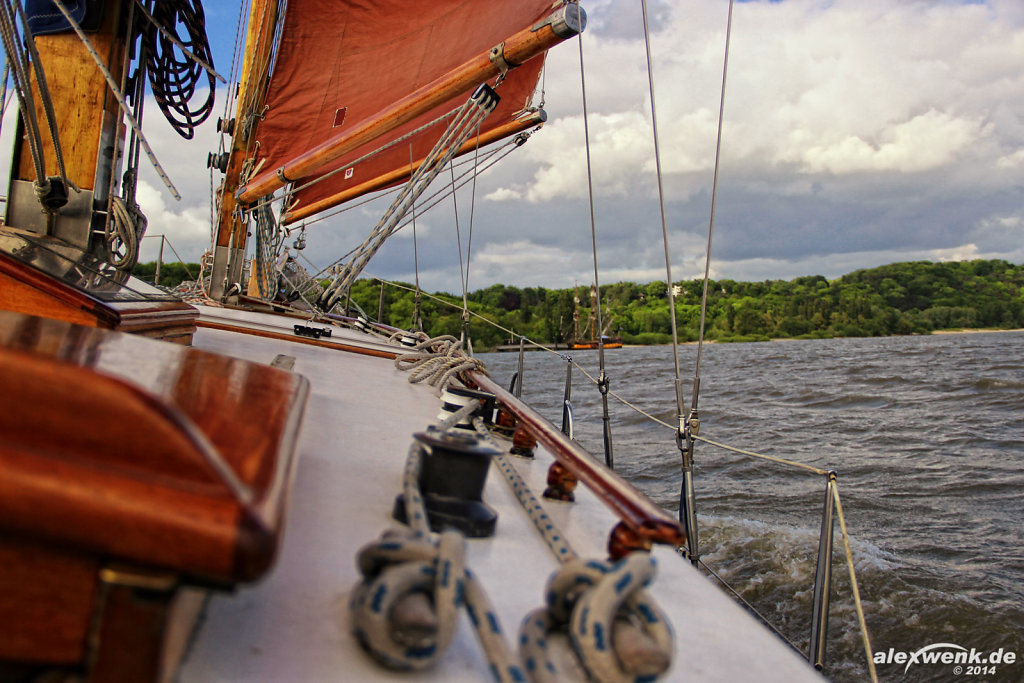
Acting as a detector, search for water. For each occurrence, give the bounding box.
[479,332,1024,682]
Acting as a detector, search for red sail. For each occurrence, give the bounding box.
[251,0,555,220]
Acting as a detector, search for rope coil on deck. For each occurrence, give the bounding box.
[349,439,524,681]
[475,419,674,682]
[520,554,672,683]
[393,334,488,391]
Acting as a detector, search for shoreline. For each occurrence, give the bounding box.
[929,327,1024,335]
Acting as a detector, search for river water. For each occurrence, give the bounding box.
[479,331,1024,682]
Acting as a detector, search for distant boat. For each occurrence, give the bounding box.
[570,282,622,349]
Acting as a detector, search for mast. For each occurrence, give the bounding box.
[4,2,128,252]
[209,0,280,300]
[235,5,584,205]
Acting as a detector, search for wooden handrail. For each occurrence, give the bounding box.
[236,5,584,204]
[469,371,686,548]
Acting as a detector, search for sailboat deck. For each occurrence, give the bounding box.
[181,307,819,681]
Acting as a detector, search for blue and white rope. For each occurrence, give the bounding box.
[474,419,674,682]
[350,441,526,682]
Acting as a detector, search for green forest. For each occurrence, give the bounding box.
[135,259,1024,350]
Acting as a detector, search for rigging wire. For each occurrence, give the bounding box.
[576,24,615,469]
[10,0,70,191]
[0,1,53,195]
[410,146,423,330]
[639,0,685,429]
[316,86,500,311]
[639,0,702,563]
[692,0,735,415]
[296,140,523,287]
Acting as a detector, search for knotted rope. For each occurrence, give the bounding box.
[520,554,673,683]
[475,420,675,682]
[350,442,524,681]
[393,334,488,392]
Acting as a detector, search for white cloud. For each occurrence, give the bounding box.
[800,110,988,174]
[484,187,522,202]
[997,149,1024,168]
[514,0,1024,203]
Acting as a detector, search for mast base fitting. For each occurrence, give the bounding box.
[393,431,500,538]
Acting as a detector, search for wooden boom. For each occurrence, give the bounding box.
[282,110,546,224]
[236,5,584,204]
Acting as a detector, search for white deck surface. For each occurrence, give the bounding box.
[180,308,821,682]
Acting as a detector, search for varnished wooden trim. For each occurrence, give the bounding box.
[196,319,400,359]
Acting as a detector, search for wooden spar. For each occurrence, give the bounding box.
[236,5,585,205]
[215,0,278,250]
[281,110,546,224]
[469,371,687,549]
[209,0,279,299]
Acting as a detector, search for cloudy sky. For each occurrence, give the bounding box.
[7,0,1021,293]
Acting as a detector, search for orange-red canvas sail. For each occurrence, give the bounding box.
[250,0,556,219]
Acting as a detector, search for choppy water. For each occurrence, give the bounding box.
[479,332,1024,682]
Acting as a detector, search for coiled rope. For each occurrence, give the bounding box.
[107,196,148,269]
[141,0,217,139]
[393,334,488,392]
[474,420,674,682]
[349,439,525,680]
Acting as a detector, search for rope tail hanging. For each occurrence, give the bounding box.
[316,84,502,312]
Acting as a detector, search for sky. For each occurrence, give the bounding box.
[5,0,1022,293]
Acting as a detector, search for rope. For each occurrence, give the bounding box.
[410,147,424,331]
[473,420,674,682]
[832,485,879,682]
[393,335,488,392]
[133,0,224,83]
[141,0,218,139]
[639,0,685,432]
[0,1,49,191]
[317,86,500,310]
[253,201,282,299]
[107,196,147,269]
[11,0,70,188]
[350,442,525,681]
